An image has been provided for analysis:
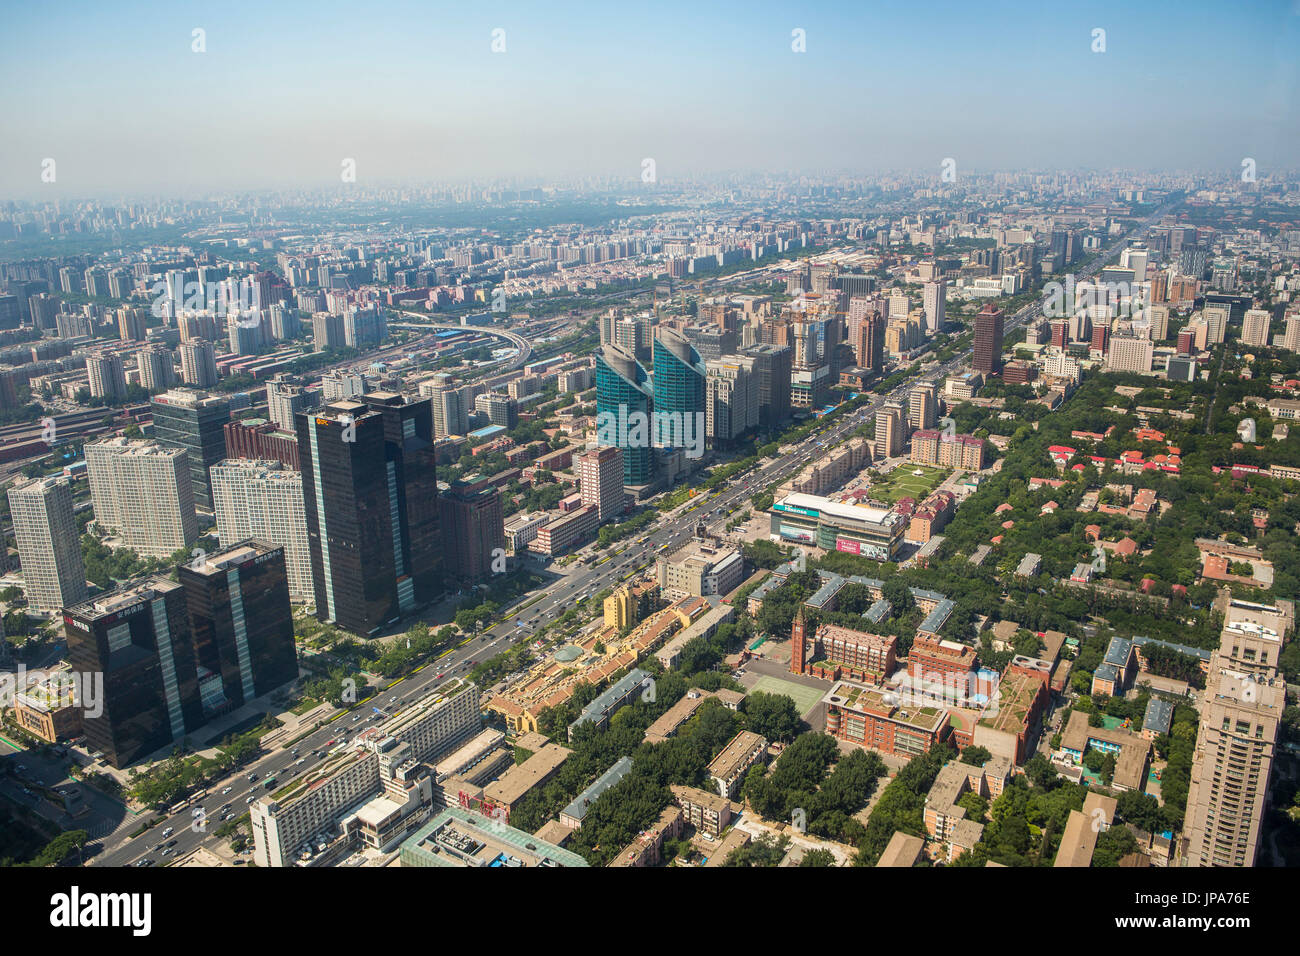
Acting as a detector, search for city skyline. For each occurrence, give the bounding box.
[2,0,1299,197]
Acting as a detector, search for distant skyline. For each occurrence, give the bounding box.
[2,0,1298,198]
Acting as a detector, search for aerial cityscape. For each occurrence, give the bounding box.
[0,0,1296,930]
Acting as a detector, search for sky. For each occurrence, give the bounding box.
[1,0,1298,198]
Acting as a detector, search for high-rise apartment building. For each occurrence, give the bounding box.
[908,382,937,431]
[1183,598,1293,867]
[1240,309,1270,348]
[210,459,314,602]
[437,477,505,585]
[150,388,231,512]
[922,280,947,335]
[137,344,176,392]
[1106,335,1154,373]
[178,339,219,388]
[875,401,906,458]
[85,352,127,401]
[7,475,88,613]
[576,446,625,523]
[84,438,198,557]
[266,373,312,432]
[422,373,470,438]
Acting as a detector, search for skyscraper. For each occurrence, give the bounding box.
[7,475,87,613]
[740,343,792,428]
[85,352,127,401]
[296,393,441,636]
[1182,599,1292,867]
[150,388,231,511]
[595,344,654,487]
[84,438,198,557]
[973,304,1004,375]
[652,329,706,451]
[64,577,204,768]
[137,344,176,392]
[922,280,947,335]
[908,382,937,431]
[177,540,298,715]
[422,373,470,438]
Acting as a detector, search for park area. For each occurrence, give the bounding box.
[865,463,949,504]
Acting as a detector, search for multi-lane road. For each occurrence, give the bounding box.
[86,211,1168,867]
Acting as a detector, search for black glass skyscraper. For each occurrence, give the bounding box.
[150,389,231,511]
[296,393,441,637]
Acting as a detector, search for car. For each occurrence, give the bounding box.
[436,671,446,679]
[388,696,398,703]
[247,773,258,782]
[352,714,362,722]
[161,847,174,857]
[246,795,257,804]
[161,827,174,838]
[296,758,306,766]
[221,786,233,795]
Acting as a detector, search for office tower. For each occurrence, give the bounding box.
[1240,309,1270,348]
[177,338,218,388]
[6,476,88,613]
[652,329,706,451]
[210,460,314,602]
[266,374,311,432]
[887,291,909,321]
[423,373,470,437]
[64,577,204,768]
[437,478,505,585]
[1120,245,1149,282]
[922,280,947,335]
[596,344,654,487]
[705,355,758,443]
[1091,324,1110,355]
[1183,600,1292,867]
[972,304,1004,375]
[908,382,937,431]
[312,311,346,351]
[137,344,176,392]
[117,306,147,342]
[85,352,127,401]
[875,401,905,458]
[683,324,738,361]
[741,343,792,428]
[177,540,298,713]
[1049,319,1068,350]
[1203,303,1230,345]
[1049,227,1070,269]
[849,306,885,373]
[321,369,367,401]
[577,446,625,523]
[1106,335,1154,373]
[84,438,199,557]
[150,388,231,512]
[296,393,441,636]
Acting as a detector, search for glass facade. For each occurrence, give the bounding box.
[595,346,654,486]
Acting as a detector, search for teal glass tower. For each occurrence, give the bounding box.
[651,328,706,449]
[595,344,654,486]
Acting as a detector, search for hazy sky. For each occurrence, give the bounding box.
[2,0,1298,198]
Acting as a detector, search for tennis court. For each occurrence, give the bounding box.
[749,675,826,717]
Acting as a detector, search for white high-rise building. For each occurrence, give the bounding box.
[137,344,176,392]
[576,446,624,523]
[178,339,219,388]
[265,374,310,433]
[85,352,127,400]
[84,438,198,557]
[210,459,314,602]
[1277,314,1300,353]
[6,476,88,612]
[922,279,947,335]
[1240,309,1271,348]
[1203,303,1230,345]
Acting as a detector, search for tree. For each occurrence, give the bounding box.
[959,745,992,767]
[799,848,836,867]
[743,691,802,743]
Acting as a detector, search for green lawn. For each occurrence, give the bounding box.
[750,675,826,717]
[867,464,949,504]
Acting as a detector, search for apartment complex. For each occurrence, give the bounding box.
[7,475,88,612]
[84,438,198,557]
[210,459,314,602]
